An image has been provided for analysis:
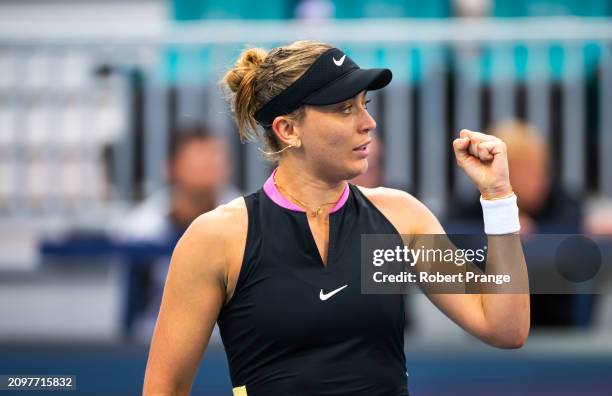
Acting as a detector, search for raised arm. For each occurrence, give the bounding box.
[358,129,530,348]
[410,196,529,349]
[142,205,236,395]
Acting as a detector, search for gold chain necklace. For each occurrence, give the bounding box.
[273,180,342,217]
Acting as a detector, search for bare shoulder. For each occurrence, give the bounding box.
[356,185,415,205]
[355,185,444,235]
[187,196,247,244]
[174,196,248,286]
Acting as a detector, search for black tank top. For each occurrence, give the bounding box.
[217,181,409,396]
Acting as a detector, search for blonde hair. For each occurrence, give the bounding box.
[490,120,550,162]
[220,40,332,162]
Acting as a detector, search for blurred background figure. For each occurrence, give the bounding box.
[492,120,582,235]
[114,123,239,341]
[115,122,238,244]
[446,120,592,328]
[493,121,594,328]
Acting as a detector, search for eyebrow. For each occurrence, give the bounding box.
[313,92,369,112]
[344,92,369,105]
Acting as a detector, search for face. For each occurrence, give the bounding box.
[508,144,550,215]
[171,137,229,192]
[294,91,376,181]
[169,137,230,225]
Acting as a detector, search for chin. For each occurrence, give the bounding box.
[344,159,369,180]
[318,156,367,182]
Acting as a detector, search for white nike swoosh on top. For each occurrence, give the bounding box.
[333,55,346,66]
[319,284,348,301]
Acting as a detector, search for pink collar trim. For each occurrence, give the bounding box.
[263,168,350,214]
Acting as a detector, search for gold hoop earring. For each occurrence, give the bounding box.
[257,144,294,155]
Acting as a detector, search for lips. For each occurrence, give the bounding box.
[353,140,371,151]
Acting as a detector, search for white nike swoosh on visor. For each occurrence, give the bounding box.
[319,284,348,301]
[333,55,346,66]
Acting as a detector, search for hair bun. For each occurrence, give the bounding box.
[224,48,267,94]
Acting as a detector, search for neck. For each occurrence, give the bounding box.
[274,158,347,210]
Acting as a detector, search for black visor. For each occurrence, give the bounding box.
[254,47,392,125]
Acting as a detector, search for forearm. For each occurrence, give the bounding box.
[480,234,530,348]
[142,351,195,396]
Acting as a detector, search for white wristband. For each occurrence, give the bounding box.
[480,194,521,235]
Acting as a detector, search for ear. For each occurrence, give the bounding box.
[271,116,301,148]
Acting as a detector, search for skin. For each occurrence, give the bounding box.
[506,140,550,235]
[350,134,382,187]
[168,137,231,228]
[143,91,530,395]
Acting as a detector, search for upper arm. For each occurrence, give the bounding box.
[358,186,491,343]
[142,206,235,395]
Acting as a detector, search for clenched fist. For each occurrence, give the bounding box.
[453,129,513,199]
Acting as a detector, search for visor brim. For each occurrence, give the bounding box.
[302,68,392,106]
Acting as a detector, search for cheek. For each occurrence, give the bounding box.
[306,126,350,155]
[326,135,349,156]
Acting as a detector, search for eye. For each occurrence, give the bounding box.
[340,99,371,114]
[341,104,353,114]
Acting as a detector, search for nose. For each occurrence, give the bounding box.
[360,108,376,134]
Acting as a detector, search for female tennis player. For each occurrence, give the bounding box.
[142,40,529,396]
